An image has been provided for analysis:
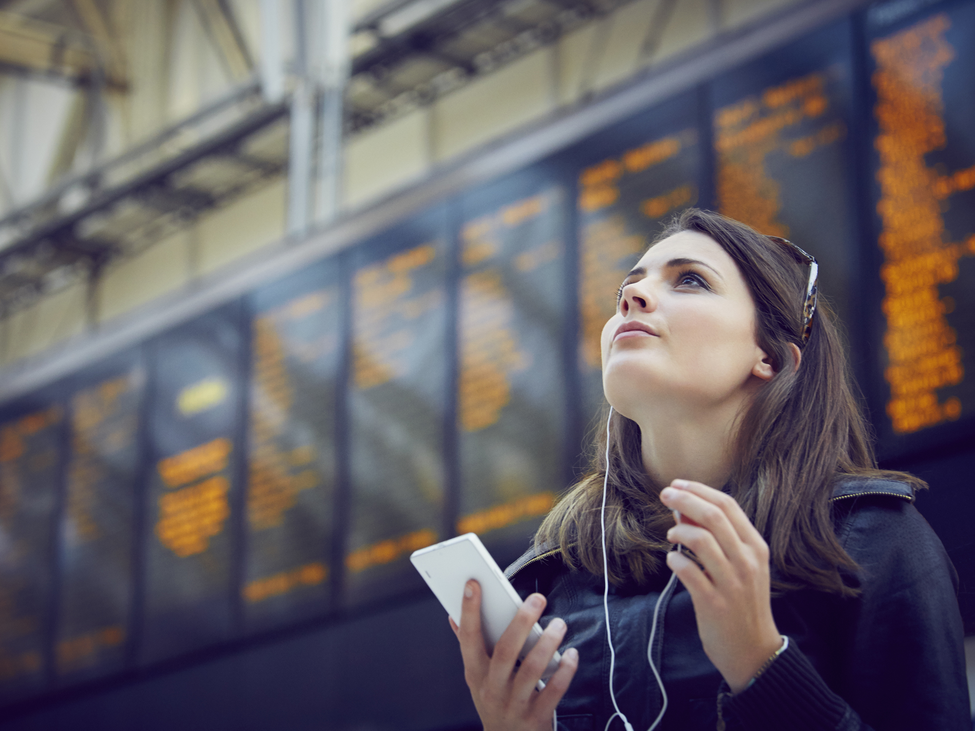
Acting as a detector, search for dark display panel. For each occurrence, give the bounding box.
[244,260,343,630]
[0,392,65,699]
[55,350,145,683]
[711,20,858,330]
[866,0,975,452]
[569,92,704,431]
[345,210,448,606]
[2,0,975,709]
[456,173,568,563]
[139,304,245,663]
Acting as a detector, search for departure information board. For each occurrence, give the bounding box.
[244,260,343,630]
[570,93,704,431]
[712,20,858,330]
[140,304,244,663]
[456,174,567,562]
[867,1,975,450]
[0,392,64,699]
[3,0,975,704]
[55,351,144,682]
[345,211,448,606]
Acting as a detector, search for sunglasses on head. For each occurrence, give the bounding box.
[766,236,819,346]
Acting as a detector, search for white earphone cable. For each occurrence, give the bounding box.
[645,571,678,731]
[601,407,634,731]
[599,407,674,731]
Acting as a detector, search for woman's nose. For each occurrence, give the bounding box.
[620,282,655,315]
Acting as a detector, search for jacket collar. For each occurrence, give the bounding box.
[504,542,558,579]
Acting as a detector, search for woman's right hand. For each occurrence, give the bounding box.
[450,579,579,731]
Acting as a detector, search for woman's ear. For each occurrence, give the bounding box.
[753,344,801,381]
[752,352,775,382]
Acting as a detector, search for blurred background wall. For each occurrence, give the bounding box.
[0,0,972,728]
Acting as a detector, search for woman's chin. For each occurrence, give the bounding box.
[604,357,667,390]
[603,374,671,420]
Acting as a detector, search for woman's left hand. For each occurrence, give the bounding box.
[659,479,783,693]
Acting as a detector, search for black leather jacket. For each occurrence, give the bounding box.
[505,478,970,730]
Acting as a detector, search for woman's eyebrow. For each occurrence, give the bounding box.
[624,258,723,280]
[665,257,723,279]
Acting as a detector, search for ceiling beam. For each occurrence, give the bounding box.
[192,0,254,82]
[0,9,127,89]
[68,0,127,84]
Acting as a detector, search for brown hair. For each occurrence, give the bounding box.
[536,208,924,596]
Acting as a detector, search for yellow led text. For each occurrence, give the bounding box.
[457,492,555,535]
[178,377,229,416]
[57,626,124,672]
[243,562,328,603]
[871,14,965,433]
[158,437,232,488]
[346,529,437,573]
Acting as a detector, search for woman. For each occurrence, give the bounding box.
[451,209,969,730]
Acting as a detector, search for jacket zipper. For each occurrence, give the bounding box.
[829,490,912,503]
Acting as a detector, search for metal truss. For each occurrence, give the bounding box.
[347,0,635,133]
[0,81,289,318]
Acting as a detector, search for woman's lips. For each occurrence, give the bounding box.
[614,321,659,341]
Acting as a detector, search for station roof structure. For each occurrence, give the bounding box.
[0,0,661,317]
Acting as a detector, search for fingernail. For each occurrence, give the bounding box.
[660,487,674,501]
[671,479,688,488]
[528,594,544,609]
[564,647,578,662]
[549,617,565,633]
[464,581,474,598]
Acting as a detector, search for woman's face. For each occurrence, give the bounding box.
[600,230,770,419]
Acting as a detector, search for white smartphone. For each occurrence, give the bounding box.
[410,533,562,682]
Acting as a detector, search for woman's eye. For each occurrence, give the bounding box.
[677,271,708,288]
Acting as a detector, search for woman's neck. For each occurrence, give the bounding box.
[636,401,743,489]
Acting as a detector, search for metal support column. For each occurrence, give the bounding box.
[314,0,349,225]
[287,0,314,237]
[259,0,286,103]
[8,78,28,208]
[288,80,315,237]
